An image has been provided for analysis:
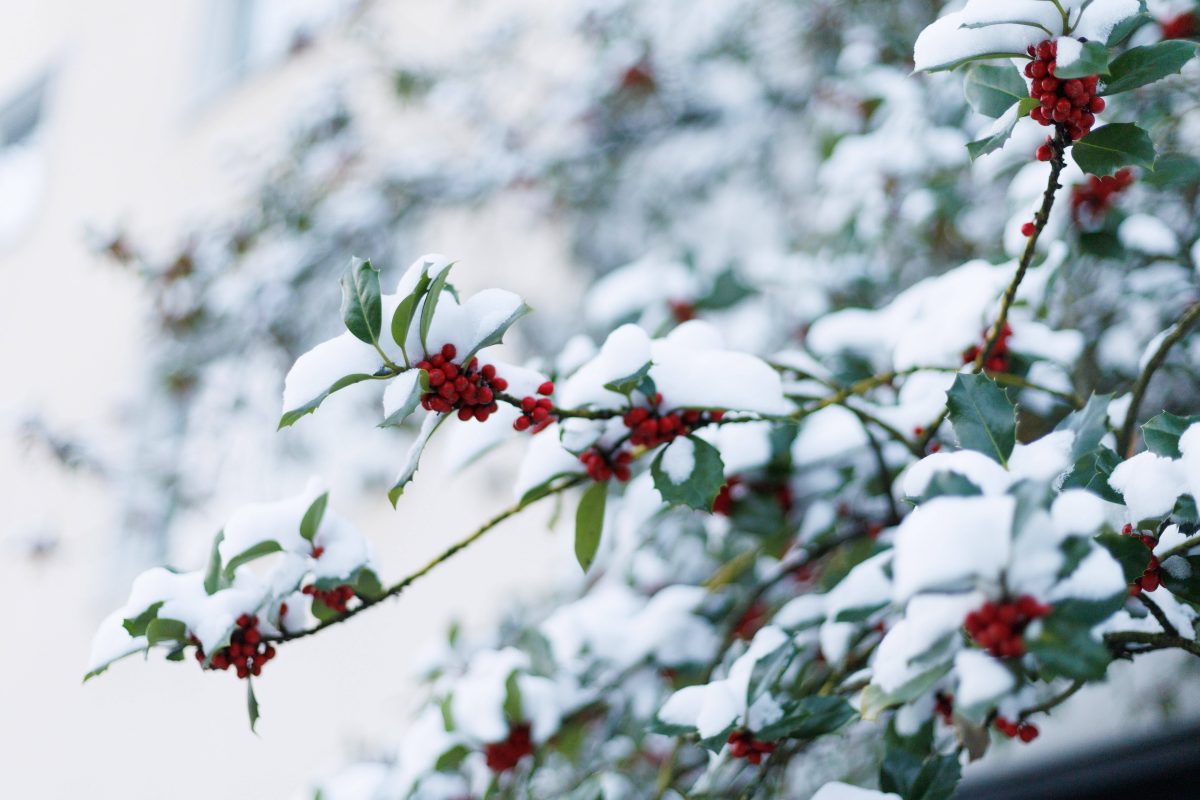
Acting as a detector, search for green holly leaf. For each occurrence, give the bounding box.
[694,268,755,311]
[650,435,726,510]
[966,108,1020,160]
[223,540,284,578]
[603,362,654,396]
[340,257,382,346]
[386,413,448,507]
[391,273,432,364]
[299,492,328,543]
[247,679,261,733]
[946,374,1016,465]
[1027,610,1113,680]
[463,301,532,363]
[1102,40,1197,95]
[122,601,164,637]
[278,372,377,429]
[1061,447,1124,503]
[1160,554,1200,604]
[146,617,188,646]
[1056,393,1113,459]
[1140,153,1200,188]
[913,472,985,503]
[1054,41,1110,79]
[964,63,1028,118]
[379,370,429,428]
[755,696,857,741]
[574,481,607,572]
[418,266,452,354]
[1095,531,1151,584]
[204,531,225,595]
[1072,123,1157,177]
[1142,412,1200,459]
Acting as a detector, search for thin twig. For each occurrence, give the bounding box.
[916,127,1070,452]
[1118,302,1200,456]
[270,477,583,643]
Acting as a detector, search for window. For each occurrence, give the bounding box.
[0,73,50,250]
[196,0,356,101]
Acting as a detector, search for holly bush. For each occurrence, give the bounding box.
[87,2,1200,799]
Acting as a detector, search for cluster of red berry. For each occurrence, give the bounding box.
[623,399,723,449]
[513,381,557,433]
[732,601,769,641]
[712,476,794,517]
[1161,10,1197,40]
[964,595,1051,659]
[302,583,356,613]
[726,730,776,764]
[1071,168,1134,225]
[669,300,697,323]
[995,716,1039,743]
[1123,524,1162,594]
[416,344,508,421]
[483,723,534,773]
[579,447,634,482]
[961,322,1014,374]
[935,691,954,725]
[193,613,277,679]
[1025,39,1105,155]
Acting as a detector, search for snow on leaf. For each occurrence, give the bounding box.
[651,435,725,510]
[380,369,427,428]
[893,496,1014,600]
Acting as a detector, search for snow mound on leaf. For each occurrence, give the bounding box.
[893,495,1014,600]
[1109,451,1187,521]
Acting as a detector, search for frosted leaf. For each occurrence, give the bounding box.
[86,610,146,675]
[282,332,380,415]
[793,407,870,466]
[893,496,1015,600]
[449,648,530,743]
[902,450,1012,497]
[381,369,424,421]
[1154,524,1189,559]
[657,626,788,738]
[914,8,1049,73]
[394,252,454,299]
[872,593,982,693]
[409,287,527,362]
[1048,546,1127,601]
[954,650,1015,711]
[1109,451,1187,521]
[1051,489,1122,537]
[1008,430,1075,483]
[558,324,653,410]
[1119,214,1179,257]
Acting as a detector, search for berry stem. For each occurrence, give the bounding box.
[916,127,1069,452]
[1117,302,1200,456]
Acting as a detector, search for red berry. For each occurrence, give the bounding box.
[1036,144,1053,162]
[1021,222,1036,237]
[537,381,554,396]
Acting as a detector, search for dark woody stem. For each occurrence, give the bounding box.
[916,126,1070,452]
